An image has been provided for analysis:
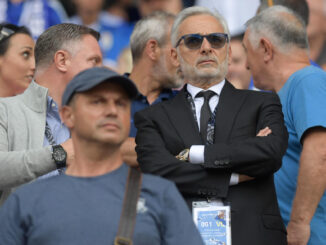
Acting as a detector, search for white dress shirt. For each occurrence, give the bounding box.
[187,81,239,185]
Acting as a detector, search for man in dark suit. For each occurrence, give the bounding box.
[134,6,289,245]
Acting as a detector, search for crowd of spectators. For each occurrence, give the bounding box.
[0,0,325,245]
[1,0,325,73]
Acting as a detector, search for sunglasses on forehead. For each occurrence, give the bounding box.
[0,27,15,43]
[176,33,229,50]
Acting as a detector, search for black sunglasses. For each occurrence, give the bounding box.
[176,33,229,50]
[0,27,15,43]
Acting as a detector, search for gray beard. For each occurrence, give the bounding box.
[179,54,229,87]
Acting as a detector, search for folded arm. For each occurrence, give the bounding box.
[135,111,230,197]
[204,93,288,177]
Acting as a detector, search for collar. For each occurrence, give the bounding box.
[186,80,225,99]
[46,95,60,114]
[135,88,175,101]
[20,80,48,113]
[124,73,176,103]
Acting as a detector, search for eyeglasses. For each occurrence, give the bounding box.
[0,27,15,43]
[175,33,229,50]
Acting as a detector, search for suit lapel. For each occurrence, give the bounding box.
[214,81,248,142]
[162,88,203,146]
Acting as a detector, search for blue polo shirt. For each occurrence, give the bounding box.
[130,89,178,137]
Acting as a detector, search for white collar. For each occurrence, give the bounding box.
[187,80,225,99]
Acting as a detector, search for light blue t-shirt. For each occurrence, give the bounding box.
[0,163,204,245]
[276,65,326,245]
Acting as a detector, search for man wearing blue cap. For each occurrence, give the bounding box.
[0,67,204,245]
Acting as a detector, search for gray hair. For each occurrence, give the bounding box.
[171,6,230,48]
[245,6,308,53]
[35,23,100,69]
[130,11,175,63]
[257,0,309,26]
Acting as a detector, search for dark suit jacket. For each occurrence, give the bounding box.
[135,81,288,245]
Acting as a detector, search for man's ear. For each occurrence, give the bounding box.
[144,39,160,61]
[54,50,70,72]
[171,48,180,67]
[259,38,273,63]
[60,105,74,129]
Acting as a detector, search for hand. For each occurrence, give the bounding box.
[257,126,272,137]
[238,174,254,183]
[121,137,139,167]
[287,220,310,245]
[61,138,74,166]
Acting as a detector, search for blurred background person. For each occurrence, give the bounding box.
[120,11,181,166]
[115,0,183,74]
[0,0,67,39]
[129,11,180,135]
[195,0,260,35]
[306,0,326,70]
[226,33,252,89]
[0,23,35,97]
[70,0,133,68]
[105,0,183,22]
[116,46,133,74]
[105,0,140,22]
[138,0,183,17]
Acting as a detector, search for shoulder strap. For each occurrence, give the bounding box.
[114,167,142,245]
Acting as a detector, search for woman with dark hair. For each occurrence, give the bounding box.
[0,23,35,97]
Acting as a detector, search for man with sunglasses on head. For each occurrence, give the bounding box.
[135,6,288,245]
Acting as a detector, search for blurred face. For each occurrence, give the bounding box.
[173,14,230,86]
[153,23,183,88]
[66,34,102,84]
[226,39,251,89]
[139,0,182,16]
[73,0,104,13]
[307,0,326,38]
[65,83,131,146]
[0,33,35,96]
[243,30,267,90]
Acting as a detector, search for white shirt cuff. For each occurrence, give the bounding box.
[189,145,205,164]
[189,146,239,185]
[229,173,239,186]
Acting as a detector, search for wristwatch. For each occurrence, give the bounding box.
[52,145,67,169]
[177,149,190,162]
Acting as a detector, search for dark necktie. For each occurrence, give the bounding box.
[196,90,216,144]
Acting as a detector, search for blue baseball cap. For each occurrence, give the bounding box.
[62,67,138,106]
